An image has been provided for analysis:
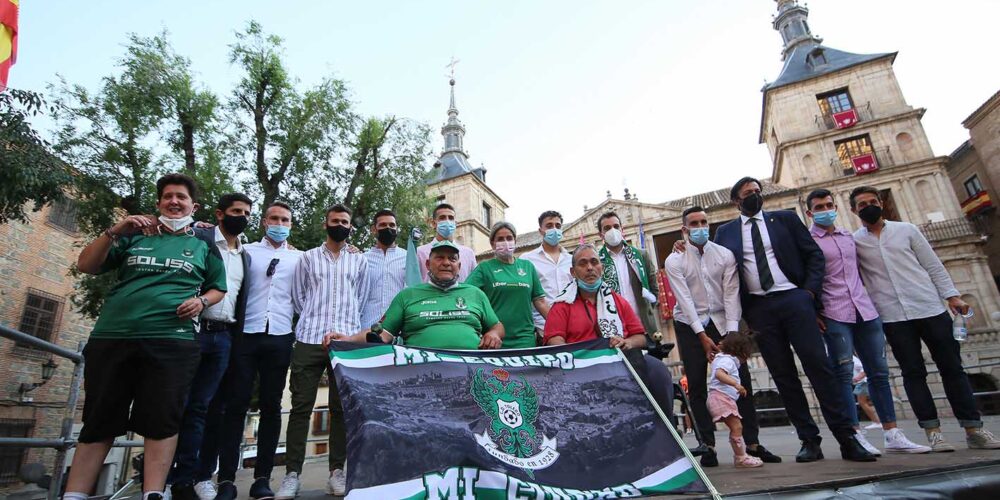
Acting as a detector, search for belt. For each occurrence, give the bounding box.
[749,288,797,299]
[201,319,234,332]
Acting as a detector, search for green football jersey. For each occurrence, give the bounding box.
[465,258,545,349]
[382,283,499,350]
[90,232,227,340]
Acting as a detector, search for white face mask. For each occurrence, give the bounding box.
[494,240,516,258]
[603,228,623,247]
[159,215,194,232]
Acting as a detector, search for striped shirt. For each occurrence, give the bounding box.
[809,224,879,323]
[360,245,407,328]
[291,244,371,345]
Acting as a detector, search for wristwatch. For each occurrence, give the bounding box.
[198,296,209,309]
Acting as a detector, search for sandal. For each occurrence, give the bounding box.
[734,454,764,468]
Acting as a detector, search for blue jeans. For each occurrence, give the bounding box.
[168,328,232,486]
[822,315,895,427]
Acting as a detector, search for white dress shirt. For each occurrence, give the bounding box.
[664,241,741,335]
[610,248,641,317]
[853,221,959,323]
[522,244,573,330]
[292,244,370,345]
[202,227,244,324]
[242,239,303,335]
[360,245,407,328]
[739,212,796,296]
[416,239,478,283]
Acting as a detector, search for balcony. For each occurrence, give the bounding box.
[815,102,873,132]
[919,217,989,243]
[961,191,994,217]
[830,146,895,177]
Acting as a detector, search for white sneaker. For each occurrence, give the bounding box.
[275,473,300,500]
[967,428,1000,449]
[162,487,172,500]
[193,481,217,500]
[864,422,882,430]
[855,430,881,456]
[927,431,956,452]
[884,428,932,454]
[327,468,346,496]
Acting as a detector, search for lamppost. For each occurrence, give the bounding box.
[18,358,58,402]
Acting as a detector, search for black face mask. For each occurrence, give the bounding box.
[221,214,249,236]
[739,192,764,215]
[326,225,351,242]
[858,205,883,225]
[376,228,398,246]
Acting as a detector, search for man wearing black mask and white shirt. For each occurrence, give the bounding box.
[210,201,303,500]
[167,193,253,500]
[360,209,407,330]
[850,186,1000,452]
[280,204,370,498]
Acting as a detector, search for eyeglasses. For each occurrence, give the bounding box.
[267,258,280,277]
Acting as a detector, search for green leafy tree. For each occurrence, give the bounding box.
[0,89,72,224]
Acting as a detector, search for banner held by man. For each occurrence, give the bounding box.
[329,339,712,499]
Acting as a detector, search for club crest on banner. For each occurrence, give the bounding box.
[471,368,559,474]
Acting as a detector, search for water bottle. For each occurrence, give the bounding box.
[952,308,973,342]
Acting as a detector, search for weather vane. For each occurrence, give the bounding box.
[445,56,460,82]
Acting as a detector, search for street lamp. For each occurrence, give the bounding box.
[18,358,58,402]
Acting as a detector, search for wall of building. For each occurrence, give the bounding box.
[0,203,92,492]
[426,174,508,254]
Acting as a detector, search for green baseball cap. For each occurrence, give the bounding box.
[430,239,460,254]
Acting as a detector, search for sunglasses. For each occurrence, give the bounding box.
[267,258,280,277]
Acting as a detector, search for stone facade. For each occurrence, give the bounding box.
[947,89,1000,288]
[428,172,508,254]
[0,201,92,492]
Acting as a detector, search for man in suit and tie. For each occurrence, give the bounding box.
[168,193,254,500]
[713,177,874,463]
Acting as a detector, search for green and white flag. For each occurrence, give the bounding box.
[329,339,710,499]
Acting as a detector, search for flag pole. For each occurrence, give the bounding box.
[615,347,722,500]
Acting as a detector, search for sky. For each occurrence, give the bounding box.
[13,0,1000,231]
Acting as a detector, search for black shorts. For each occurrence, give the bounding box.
[78,338,200,442]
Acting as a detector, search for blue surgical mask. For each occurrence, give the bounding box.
[688,227,710,246]
[577,278,603,293]
[437,220,456,238]
[266,224,291,242]
[812,210,838,227]
[543,228,563,246]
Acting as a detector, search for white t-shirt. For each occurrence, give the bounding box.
[708,354,741,401]
[852,355,867,384]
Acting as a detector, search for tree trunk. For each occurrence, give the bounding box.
[181,121,196,174]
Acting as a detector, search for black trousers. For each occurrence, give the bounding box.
[743,289,855,441]
[675,320,760,447]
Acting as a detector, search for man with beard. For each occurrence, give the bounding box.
[280,204,371,498]
[167,193,253,500]
[713,177,874,463]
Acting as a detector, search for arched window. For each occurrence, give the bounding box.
[896,132,915,163]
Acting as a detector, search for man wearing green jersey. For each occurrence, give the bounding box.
[65,174,227,500]
[466,221,549,349]
[327,240,505,350]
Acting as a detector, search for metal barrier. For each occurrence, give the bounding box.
[0,324,87,500]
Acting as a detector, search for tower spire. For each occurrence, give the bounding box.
[441,58,466,156]
[773,0,822,60]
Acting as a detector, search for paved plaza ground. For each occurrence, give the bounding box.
[232,416,1000,499]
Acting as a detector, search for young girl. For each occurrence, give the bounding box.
[852,355,882,430]
[707,332,763,468]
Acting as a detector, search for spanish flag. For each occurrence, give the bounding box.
[0,0,18,90]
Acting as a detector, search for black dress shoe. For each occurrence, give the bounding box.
[796,439,824,463]
[748,444,782,463]
[840,436,877,462]
[689,443,711,457]
[700,447,718,467]
[171,483,197,500]
[216,481,237,500]
[250,477,275,500]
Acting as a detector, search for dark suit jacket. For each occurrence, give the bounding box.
[194,226,252,335]
[713,210,825,308]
